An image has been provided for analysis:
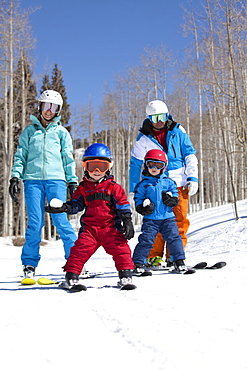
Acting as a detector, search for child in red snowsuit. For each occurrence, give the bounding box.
[45,143,135,289]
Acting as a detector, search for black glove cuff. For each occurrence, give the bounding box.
[136,203,154,216]
[64,203,72,213]
[162,192,179,207]
[10,177,18,184]
[121,213,132,221]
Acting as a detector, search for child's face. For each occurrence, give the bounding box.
[83,159,112,181]
[89,170,106,181]
[146,159,166,176]
[147,167,161,176]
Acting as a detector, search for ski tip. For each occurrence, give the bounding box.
[206,261,227,269]
[69,284,87,293]
[37,278,57,285]
[119,284,137,290]
[21,278,36,285]
[59,282,87,293]
[192,262,207,269]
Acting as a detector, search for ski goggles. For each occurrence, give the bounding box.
[148,113,169,123]
[40,102,60,113]
[145,160,167,170]
[83,159,112,173]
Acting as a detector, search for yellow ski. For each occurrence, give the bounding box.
[37,278,57,285]
[20,277,58,285]
[21,277,36,285]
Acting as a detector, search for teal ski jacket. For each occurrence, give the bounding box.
[11,115,78,183]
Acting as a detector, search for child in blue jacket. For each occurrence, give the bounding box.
[132,149,187,275]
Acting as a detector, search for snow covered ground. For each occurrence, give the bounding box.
[1,200,247,370]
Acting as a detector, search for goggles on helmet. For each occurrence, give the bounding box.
[83,159,111,173]
[148,113,168,123]
[40,102,60,113]
[146,160,167,170]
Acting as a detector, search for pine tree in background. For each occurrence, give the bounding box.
[40,73,52,92]
[51,64,71,129]
[13,53,37,143]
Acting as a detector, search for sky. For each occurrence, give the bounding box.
[1,200,247,369]
[21,0,199,110]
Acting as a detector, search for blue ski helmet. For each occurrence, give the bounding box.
[82,143,113,162]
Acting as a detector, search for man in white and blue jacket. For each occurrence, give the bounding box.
[129,100,198,265]
[9,90,78,280]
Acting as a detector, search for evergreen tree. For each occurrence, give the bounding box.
[40,74,52,92]
[51,64,71,128]
[13,53,37,142]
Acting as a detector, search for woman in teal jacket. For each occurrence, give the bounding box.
[9,90,78,280]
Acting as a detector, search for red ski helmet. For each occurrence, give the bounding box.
[144,149,168,163]
[144,149,168,173]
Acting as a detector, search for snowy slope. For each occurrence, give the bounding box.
[0,200,247,370]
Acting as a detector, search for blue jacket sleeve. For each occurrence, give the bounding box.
[133,181,146,207]
[11,127,30,179]
[168,179,179,197]
[111,183,132,218]
[129,156,143,193]
[66,193,85,214]
[60,129,78,184]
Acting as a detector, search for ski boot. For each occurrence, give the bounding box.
[146,256,165,266]
[173,260,195,275]
[20,265,36,285]
[132,263,152,277]
[173,259,187,272]
[23,265,35,279]
[118,270,136,290]
[146,256,166,270]
[65,272,80,287]
[165,258,174,268]
[60,272,87,292]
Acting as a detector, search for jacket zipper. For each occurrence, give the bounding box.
[42,131,46,179]
[171,143,176,158]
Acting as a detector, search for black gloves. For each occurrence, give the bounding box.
[45,203,72,214]
[121,214,134,240]
[68,183,77,198]
[162,192,179,207]
[9,177,19,202]
[136,202,154,216]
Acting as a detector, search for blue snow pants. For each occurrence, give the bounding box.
[21,180,77,267]
[132,217,185,265]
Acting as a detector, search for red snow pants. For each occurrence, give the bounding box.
[63,224,134,275]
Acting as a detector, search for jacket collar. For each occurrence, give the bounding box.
[141,170,167,181]
[82,174,114,185]
[30,114,61,129]
[139,117,178,136]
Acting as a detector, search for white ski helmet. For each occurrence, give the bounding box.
[38,90,63,114]
[146,100,169,116]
